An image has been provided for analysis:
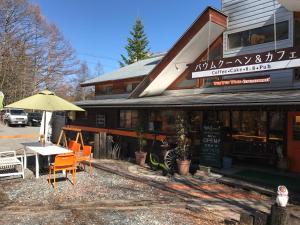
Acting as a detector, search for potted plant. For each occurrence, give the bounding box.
[135,111,148,166]
[175,112,191,175]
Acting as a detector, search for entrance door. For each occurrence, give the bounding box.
[287,112,300,173]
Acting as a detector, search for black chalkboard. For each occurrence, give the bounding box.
[199,122,222,168]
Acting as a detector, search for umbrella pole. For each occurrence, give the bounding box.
[43,111,46,141]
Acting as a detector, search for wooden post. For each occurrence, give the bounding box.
[99,132,107,158]
[254,211,268,225]
[240,213,254,225]
[94,133,100,159]
[57,130,63,146]
[270,204,290,225]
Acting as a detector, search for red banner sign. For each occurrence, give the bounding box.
[212,76,271,87]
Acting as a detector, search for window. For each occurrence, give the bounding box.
[228,21,289,49]
[104,86,113,94]
[149,110,178,133]
[269,111,285,141]
[126,83,133,93]
[295,19,300,46]
[96,113,105,127]
[175,78,197,89]
[126,82,139,93]
[132,82,139,90]
[293,115,300,140]
[119,110,138,129]
[232,111,267,137]
[294,69,300,82]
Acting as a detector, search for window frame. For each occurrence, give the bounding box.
[227,21,289,50]
[119,110,138,129]
[225,17,292,51]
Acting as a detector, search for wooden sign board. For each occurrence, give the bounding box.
[199,122,222,168]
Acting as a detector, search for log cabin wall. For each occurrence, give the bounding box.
[95,77,145,96]
[74,108,119,129]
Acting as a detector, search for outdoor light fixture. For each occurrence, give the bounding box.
[174,62,189,71]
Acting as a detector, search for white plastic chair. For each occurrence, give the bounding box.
[0,151,24,179]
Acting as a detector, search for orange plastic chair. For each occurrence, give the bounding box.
[68,140,76,150]
[48,153,76,190]
[77,145,93,175]
[69,142,81,159]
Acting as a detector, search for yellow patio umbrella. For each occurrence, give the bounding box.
[5,90,84,137]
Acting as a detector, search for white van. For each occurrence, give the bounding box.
[1,108,28,126]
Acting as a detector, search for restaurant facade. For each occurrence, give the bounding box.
[73,0,300,173]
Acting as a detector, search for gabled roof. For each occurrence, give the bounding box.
[81,53,165,87]
[130,7,227,98]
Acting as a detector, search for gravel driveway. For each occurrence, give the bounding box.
[0,168,224,225]
[0,124,39,152]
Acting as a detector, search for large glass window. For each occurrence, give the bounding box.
[269,111,285,141]
[294,69,300,82]
[293,115,300,140]
[119,110,138,129]
[228,21,289,49]
[190,111,203,132]
[295,19,300,46]
[149,110,177,133]
[232,111,267,138]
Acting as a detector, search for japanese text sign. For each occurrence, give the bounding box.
[192,47,300,79]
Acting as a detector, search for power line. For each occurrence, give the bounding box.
[78,52,119,62]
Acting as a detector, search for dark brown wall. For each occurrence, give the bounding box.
[95,77,145,95]
[74,109,119,129]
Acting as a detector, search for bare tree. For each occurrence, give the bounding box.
[74,61,94,101]
[0,0,79,104]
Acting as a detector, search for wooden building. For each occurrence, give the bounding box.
[73,1,300,173]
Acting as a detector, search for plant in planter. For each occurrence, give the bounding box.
[175,112,191,175]
[135,111,148,166]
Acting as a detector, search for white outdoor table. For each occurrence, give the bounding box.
[23,142,72,178]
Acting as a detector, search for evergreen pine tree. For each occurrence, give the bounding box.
[119,18,150,67]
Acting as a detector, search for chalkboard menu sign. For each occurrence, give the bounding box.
[199,122,222,168]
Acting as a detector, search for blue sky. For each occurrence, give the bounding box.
[30,0,221,74]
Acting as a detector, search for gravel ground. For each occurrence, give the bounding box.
[1,168,176,204]
[0,167,225,225]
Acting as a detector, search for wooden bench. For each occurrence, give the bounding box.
[0,151,24,179]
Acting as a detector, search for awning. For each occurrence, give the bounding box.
[75,90,300,108]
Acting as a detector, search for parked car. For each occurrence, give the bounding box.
[27,112,42,126]
[1,108,28,126]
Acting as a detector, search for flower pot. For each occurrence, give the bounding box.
[177,159,191,175]
[222,156,232,169]
[135,151,147,166]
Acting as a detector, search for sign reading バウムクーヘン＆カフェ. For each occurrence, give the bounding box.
[192,47,300,79]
